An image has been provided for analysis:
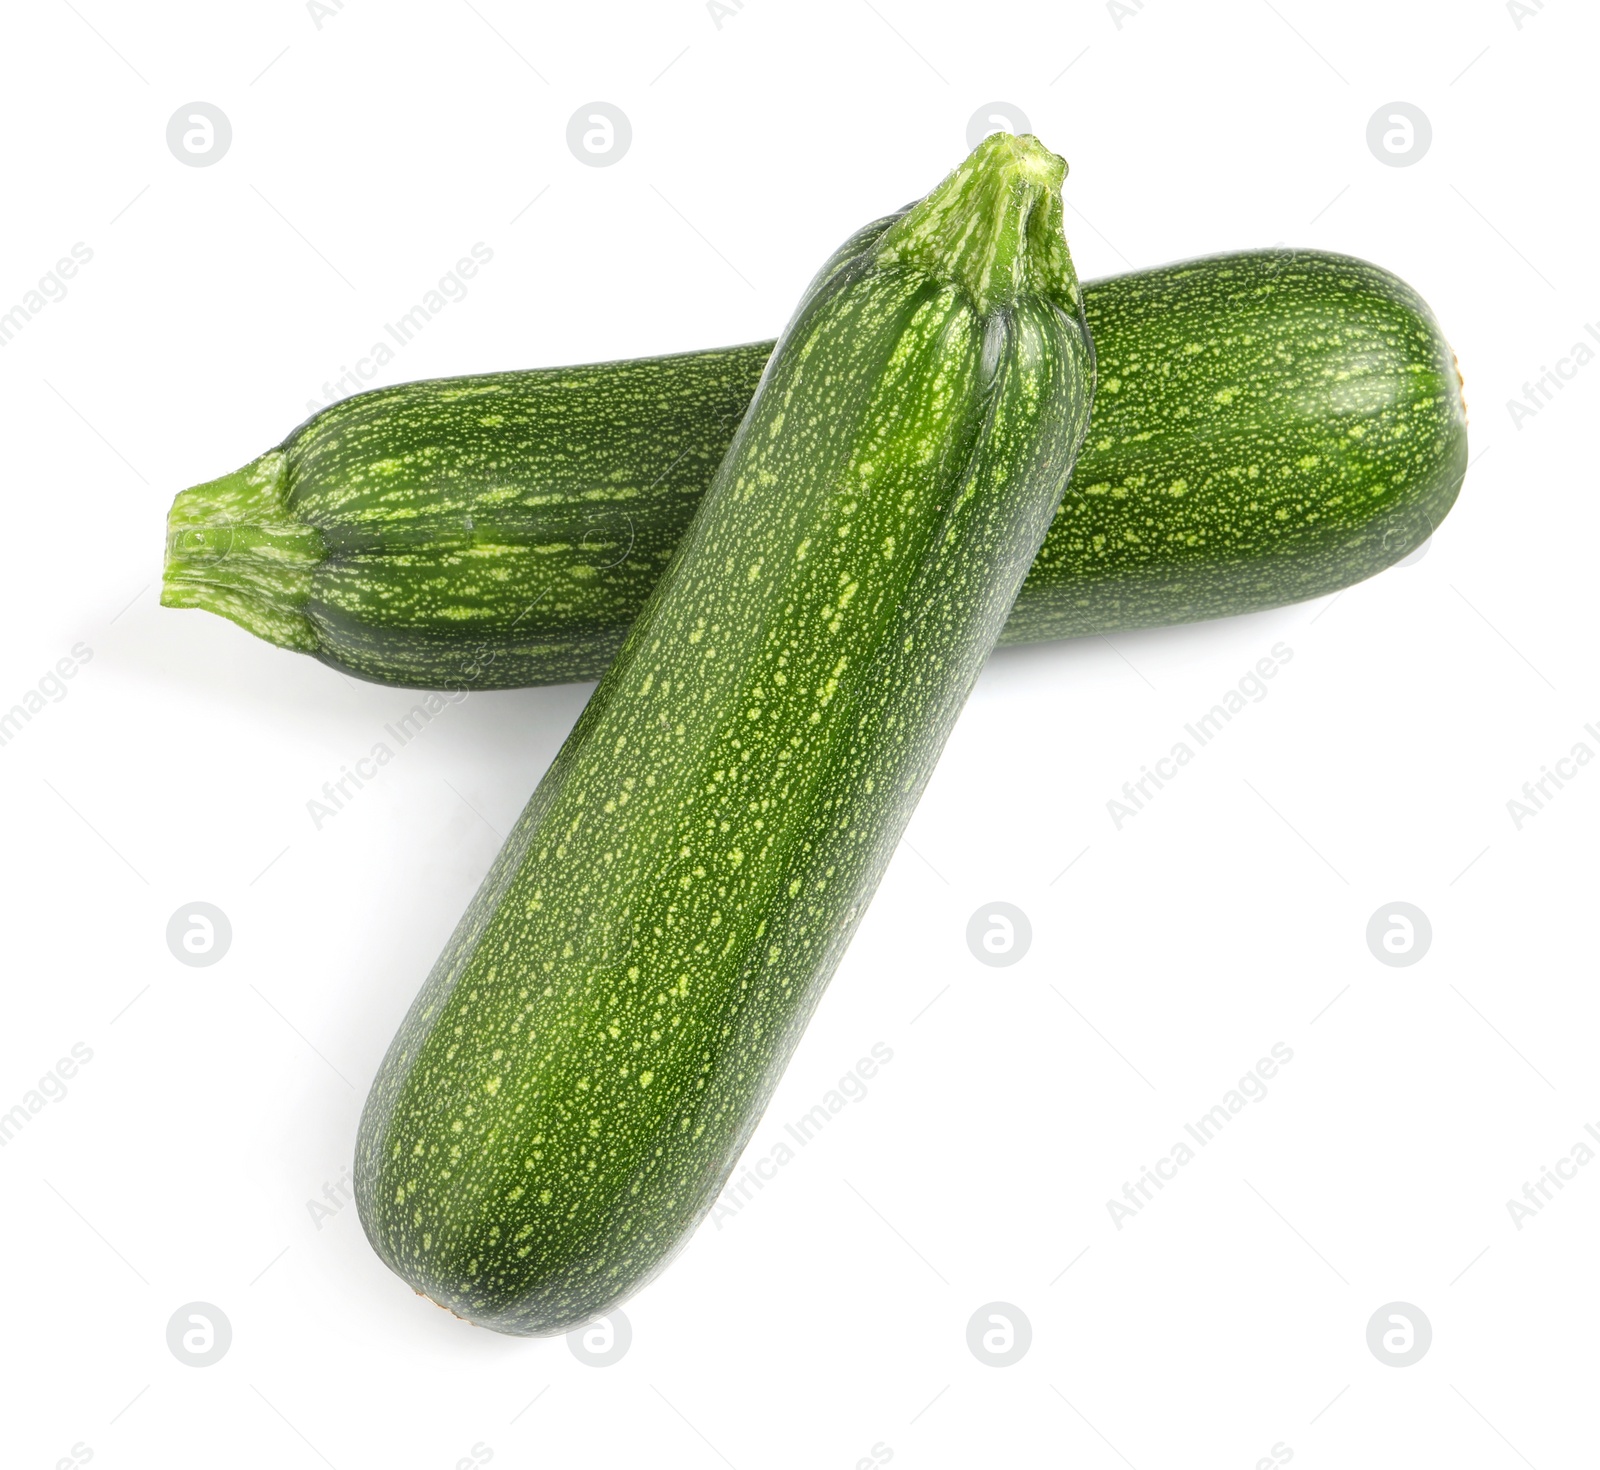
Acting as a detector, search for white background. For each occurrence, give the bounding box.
[2,1,1594,1465]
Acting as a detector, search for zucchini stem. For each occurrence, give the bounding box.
[874,132,1080,318]
[161,451,325,653]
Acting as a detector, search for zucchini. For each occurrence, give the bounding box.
[353,134,1095,1334]
[163,249,1466,689]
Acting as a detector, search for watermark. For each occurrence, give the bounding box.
[1366,1302,1431,1367]
[308,0,354,27]
[1253,1446,1294,1469]
[1107,643,1294,829]
[567,1311,630,1366]
[1508,0,1553,29]
[711,1043,894,1228]
[448,1445,494,1469]
[966,902,1031,968]
[707,0,754,29]
[1507,727,1600,828]
[966,102,1030,152]
[50,1445,92,1469]
[1397,537,1431,568]
[307,745,397,829]
[852,1444,894,1469]
[1506,325,1600,429]
[966,1302,1031,1366]
[1107,0,1157,29]
[0,246,93,350]
[167,103,231,168]
[167,1302,232,1366]
[1364,902,1431,968]
[1505,1123,1600,1229]
[1367,103,1431,167]
[306,1163,356,1230]
[0,1042,94,1149]
[306,690,469,829]
[567,103,630,167]
[304,244,495,413]
[1106,1043,1294,1229]
[0,642,93,747]
[166,902,232,968]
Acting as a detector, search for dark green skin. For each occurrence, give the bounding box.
[1009,249,1466,644]
[161,249,1466,688]
[297,351,761,688]
[353,136,1095,1335]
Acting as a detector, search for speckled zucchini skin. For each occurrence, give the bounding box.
[163,249,1464,689]
[162,345,770,688]
[1006,249,1466,645]
[353,136,1095,1335]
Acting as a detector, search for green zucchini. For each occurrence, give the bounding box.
[354,135,1095,1334]
[163,249,1466,689]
